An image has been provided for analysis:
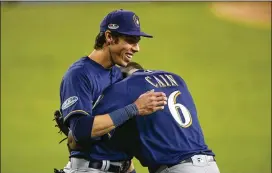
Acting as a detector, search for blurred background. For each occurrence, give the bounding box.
[1,2,271,173]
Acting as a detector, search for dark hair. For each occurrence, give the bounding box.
[125,62,144,70]
[120,62,144,78]
[93,31,123,49]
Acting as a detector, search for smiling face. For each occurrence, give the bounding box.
[106,31,141,67]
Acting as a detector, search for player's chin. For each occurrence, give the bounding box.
[117,61,128,67]
[121,58,131,67]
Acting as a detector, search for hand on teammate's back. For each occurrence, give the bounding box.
[135,90,167,116]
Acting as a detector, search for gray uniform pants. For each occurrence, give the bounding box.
[153,155,220,173]
[63,158,119,173]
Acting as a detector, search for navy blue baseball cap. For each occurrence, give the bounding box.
[100,9,153,38]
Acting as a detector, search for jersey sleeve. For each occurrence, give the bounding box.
[60,69,93,123]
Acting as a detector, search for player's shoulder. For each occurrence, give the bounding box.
[133,69,184,80]
[156,70,185,80]
[133,69,188,87]
[152,69,178,76]
[62,56,93,80]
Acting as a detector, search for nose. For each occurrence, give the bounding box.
[132,43,140,53]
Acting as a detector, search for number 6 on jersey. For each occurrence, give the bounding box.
[168,91,192,128]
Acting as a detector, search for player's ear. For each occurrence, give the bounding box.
[105,30,113,45]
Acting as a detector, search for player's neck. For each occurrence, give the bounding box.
[88,49,114,69]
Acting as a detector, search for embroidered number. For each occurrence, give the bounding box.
[168,91,192,128]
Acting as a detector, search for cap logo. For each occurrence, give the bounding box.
[108,24,119,30]
[133,14,140,27]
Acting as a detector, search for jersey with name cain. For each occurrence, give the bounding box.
[144,73,179,88]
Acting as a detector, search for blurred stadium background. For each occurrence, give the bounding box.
[1,2,271,173]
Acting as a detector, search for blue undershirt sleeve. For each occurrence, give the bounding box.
[68,115,100,143]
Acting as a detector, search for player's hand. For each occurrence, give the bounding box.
[134,89,167,116]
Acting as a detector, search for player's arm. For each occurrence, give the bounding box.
[91,85,167,137]
[61,71,166,143]
[60,69,96,143]
[68,91,166,142]
[91,116,115,137]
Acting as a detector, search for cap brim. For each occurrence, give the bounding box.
[118,31,153,38]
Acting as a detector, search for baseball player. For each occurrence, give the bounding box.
[89,62,221,173]
[54,9,167,173]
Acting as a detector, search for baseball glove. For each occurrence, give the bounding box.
[53,110,69,143]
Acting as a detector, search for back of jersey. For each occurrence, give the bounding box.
[126,70,214,166]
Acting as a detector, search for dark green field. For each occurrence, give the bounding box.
[1,2,271,173]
